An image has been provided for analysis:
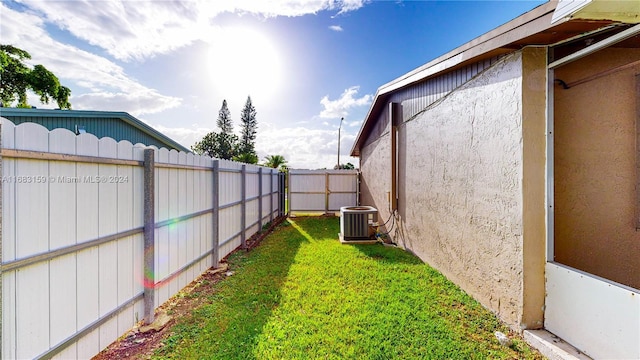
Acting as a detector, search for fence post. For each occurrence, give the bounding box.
[241,164,246,248]
[281,172,286,216]
[212,160,219,268]
[325,172,330,213]
[269,169,274,223]
[258,167,263,231]
[143,148,155,325]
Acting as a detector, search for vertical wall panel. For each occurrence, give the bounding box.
[193,158,203,268]
[97,138,119,348]
[17,264,50,359]
[1,120,15,263]
[156,148,170,306]
[177,152,188,290]
[2,119,17,360]
[132,145,146,321]
[15,123,49,257]
[167,150,179,296]
[51,342,76,360]
[75,134,100,345]
[116,141,135,335]
[49,252,77,347]
[15,123,50,359]
[48,129,79,349]
[203,158,213,266]
[185,154,195,282]
[49,129,77,250]
[2,274,16,360]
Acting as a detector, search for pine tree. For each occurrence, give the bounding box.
[235,96,258,164]
[216,100,237,159]
[217,99,233,133]
[191,100,238,160]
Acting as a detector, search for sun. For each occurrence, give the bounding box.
[207,27,283,106]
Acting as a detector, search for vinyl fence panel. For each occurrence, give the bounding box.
[0,118,284,359]
[289,169,359,213]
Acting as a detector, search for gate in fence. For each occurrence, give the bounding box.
[287,169,359,214]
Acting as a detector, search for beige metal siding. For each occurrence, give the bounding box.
[363,56,504,148]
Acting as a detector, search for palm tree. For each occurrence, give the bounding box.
[264,154,288,171]
[232,152,258,164]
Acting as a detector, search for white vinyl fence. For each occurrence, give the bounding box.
[288,169,359,214]
[0,118,284,359]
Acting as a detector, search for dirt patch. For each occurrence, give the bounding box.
[91,264,228,360]
[92,216,287,360]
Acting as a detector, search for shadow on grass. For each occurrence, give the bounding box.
[154,216,543,360]
[352,243,425,265]
[153,217,322,359]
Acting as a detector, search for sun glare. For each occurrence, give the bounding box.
[207,27,283,106]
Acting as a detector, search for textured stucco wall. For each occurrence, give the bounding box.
[360,49,547,329]
[554,48,640,290]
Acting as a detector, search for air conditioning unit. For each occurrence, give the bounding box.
[340,206,378,241]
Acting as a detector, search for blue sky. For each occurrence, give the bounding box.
[1,0,545,168]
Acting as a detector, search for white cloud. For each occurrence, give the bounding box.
[255,123,358,169]
[16,0,368,62]
[73,91,181,116]
[147,122,359,170]
[0,3,182,114]
[2,1,370,169]
[336,0,369,15]
[151,124,213,151]
[319,86,373,119]
[329,25,343,32]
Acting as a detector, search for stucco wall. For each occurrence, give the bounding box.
[359,49,547,329]
[554,48,640,290]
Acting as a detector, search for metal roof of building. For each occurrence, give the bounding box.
[0,107,190,153]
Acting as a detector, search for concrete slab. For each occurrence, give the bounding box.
[524,329,592,360]
[338,233,378,245]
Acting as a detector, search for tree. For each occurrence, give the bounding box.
[263,154,288,171]
[217,99,233,133]
[0,44,71,109]
[236,96,258,164]
[233,152,258,164]
[191,100,239,159]
[334,162,355,170]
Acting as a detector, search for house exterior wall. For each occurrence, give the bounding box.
[359,48,547,329]
[554,47,640,290]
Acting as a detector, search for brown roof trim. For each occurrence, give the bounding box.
[383,2,557,94]
[351,1,571,157]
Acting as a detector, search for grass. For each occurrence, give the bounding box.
[154,217,542,359]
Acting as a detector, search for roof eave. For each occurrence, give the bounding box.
[352,0,640,157]
[350,1,561,157]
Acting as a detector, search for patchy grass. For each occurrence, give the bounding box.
[154,217,542,359]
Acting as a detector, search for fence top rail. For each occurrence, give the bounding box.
[1,148,143,166]
[155,162,212,171]
[1,148,286,172]
[289,169,359,175]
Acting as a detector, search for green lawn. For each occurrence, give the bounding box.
[154,217,542,359]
